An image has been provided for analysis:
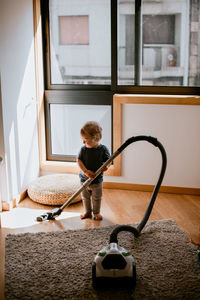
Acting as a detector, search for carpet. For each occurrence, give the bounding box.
[5,219,200,300]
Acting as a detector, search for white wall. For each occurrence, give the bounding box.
[106,103,200,188]
[0,0,39,202]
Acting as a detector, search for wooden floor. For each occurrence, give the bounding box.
[0,189,200,299]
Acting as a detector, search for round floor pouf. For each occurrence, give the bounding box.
[28,174,82,206]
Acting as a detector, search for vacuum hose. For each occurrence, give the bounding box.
[109,136,167,244]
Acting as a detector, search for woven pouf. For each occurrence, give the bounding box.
[28,174,82,206]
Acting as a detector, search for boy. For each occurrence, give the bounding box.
[77,121,110,220]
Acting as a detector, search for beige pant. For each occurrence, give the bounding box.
[81,182,102,214]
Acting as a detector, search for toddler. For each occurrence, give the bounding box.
[77,121,110,220]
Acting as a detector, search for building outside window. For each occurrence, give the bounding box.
[49,0,111,85]
[118,0,198,86]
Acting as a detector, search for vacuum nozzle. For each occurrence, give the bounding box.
[36,207,62,222]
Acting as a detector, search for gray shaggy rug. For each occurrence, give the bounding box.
[5,219,200,300]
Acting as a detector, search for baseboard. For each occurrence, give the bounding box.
[2,189,28,211]
[103,182,200,195]
[2,199,16,211]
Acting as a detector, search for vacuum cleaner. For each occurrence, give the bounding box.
[92,136,167,289]
[36,135,167,290]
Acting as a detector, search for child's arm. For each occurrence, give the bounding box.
[77,159,95,179]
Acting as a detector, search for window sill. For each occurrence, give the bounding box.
[40,159,120,176]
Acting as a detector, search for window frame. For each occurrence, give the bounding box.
[45,90,113,162]
[41,0,200,162]
[41,0,200,93]
[41,0,116,91]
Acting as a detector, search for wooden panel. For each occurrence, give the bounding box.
[114,94,200,105]
[33,0,46,164]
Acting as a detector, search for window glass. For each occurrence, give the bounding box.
[118,0,200,87]
[50,104,112,156]
[118,0,135,85]
[49,0,111,85]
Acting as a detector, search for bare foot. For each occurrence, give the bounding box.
[80,212,92,219]
[93,213,103,221]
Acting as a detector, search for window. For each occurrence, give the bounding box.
[117,0,200,87]
[59,16,89,45]
[48,0,111,85]
[41,0,200,162]
[124,14,175,66]
[143,15,175,45]
[50,104,111,161]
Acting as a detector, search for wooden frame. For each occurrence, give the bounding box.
[33,0,46,165]
[108,94,200,194]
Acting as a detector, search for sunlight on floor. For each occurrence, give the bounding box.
[1,207,80,229]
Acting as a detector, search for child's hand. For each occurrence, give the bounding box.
[101,166,108,172]
[85,170,96,179]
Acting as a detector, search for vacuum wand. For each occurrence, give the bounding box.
[36,150,120,222]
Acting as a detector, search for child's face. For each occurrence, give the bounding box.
[81,135,99,148]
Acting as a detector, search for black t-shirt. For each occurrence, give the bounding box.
[78,144,110,184]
